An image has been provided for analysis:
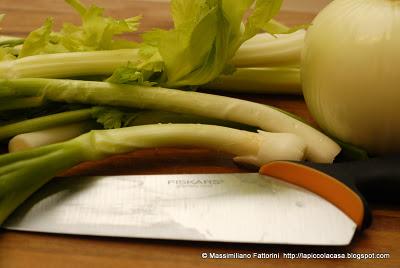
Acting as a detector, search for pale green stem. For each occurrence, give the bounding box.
[8,121,94,152]
[125,110,256,131]
[0,31,305,79]
[0,143,85,225]
[0,96,44,111]
[0,35,24,47]
[0,49,139,79]
[0,108,93,140]
[0,78,340,163]
[204,67,301,94]
[0,123,306,224]
[232,30,305,67]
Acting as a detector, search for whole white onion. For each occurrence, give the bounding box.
[301,0,400,155]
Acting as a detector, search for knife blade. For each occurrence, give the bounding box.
[3,173,356,245]
[4,156,399,245]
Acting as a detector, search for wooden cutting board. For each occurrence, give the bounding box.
[0,1,399,267]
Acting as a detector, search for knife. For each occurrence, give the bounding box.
[3,156,399,245]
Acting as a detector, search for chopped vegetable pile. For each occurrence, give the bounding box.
[0,0,343,225]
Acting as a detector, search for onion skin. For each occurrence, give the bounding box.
[301,0,400,155]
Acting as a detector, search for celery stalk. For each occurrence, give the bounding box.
[204,67,301,94]
[0,49,139,79]
[0,31,304,79]
[0,78,341,163]
[232,30,305,67]
[0,108,93,140]
[8,122,93,152]
[0,142,85,225]
[125,110,256,131]
[0,123,306,224]
[0,35,24,47]
[4,109,256,150]
[0,96,44,111]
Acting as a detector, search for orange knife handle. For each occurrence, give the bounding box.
[259,161,370,230]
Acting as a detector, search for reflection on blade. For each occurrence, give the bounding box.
[3,173,357,245]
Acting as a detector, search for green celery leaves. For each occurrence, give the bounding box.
[143,0,284,88]
[19,0,141,57]
[19,18,57,57]
[15,0,286,89]
[8,0,291,90]
[0,15,22,61]
[91,107,140,129]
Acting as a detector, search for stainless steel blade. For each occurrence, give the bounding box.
[3,173,357,245]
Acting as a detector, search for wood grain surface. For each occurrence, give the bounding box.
[0,1,399,267]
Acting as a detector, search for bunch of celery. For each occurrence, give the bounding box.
[0,0,342,225]
[0,2,305,94]
[206,28,305,94]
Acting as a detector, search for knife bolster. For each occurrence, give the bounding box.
[260,161,365,229]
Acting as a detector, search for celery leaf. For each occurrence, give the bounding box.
[0,15,20,61]
[61,0,140,51]
[91,107,140,129]
[106,63,157,87]
[19,0,140,57]
[19,18,64,57]
[144,0,284,88]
